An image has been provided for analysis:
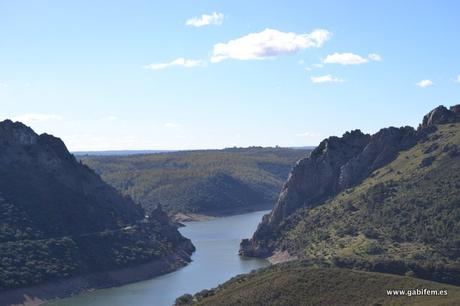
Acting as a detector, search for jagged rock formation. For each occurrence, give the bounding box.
[0,120,143,238]
[0,120,194,301]
[241,104,460,258]
[419,105,460,129]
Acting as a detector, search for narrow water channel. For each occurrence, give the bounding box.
[46,210,269,306]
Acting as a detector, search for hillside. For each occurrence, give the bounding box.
[175,261,460,306]
[240,105,460,285]
[0,120,194,304]
[80,147,310,217]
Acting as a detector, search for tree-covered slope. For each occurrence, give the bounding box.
[80,147,310,215]
[0,120,194,294]
[175,261,460,306]
[240,105,460,285]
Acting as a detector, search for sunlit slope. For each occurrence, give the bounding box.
[176,262,460,306]
[272,123,459,282]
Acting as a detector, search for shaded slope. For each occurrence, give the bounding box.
[0,120,194,295]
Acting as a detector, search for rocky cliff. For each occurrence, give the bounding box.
[240,104,460,258]
[0,120,194,303]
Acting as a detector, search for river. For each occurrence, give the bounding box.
[46,210,269,306]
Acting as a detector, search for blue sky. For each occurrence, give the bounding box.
[1,1,459,151]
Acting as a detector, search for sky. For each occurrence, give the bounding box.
[1,0,459,151]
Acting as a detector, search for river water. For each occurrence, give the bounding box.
[46,210,269,306]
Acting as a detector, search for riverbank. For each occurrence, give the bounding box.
[36,210,269,306]
[171,204,272,222]
[0,243,193,306]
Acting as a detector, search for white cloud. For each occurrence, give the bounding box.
[324,52,368,65]
[368,53,382,61]
[323,52,382,65]
[144,58,204,70]
[12,113,62,124]
[310,75,344,84]
[211,28,331,63]
[0,82,7,88]
[186,12,224,27]
[164,122,181,128]
[297,60,305,65]
[416,79,433,88]
[456,75,460,83]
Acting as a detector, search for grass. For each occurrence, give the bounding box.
[176,261,460,306]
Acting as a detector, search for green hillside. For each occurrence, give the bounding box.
[175,261,460,306]
[80,147,310,215]
[271,123,460,283]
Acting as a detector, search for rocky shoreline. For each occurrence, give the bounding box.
[0,247,193,306]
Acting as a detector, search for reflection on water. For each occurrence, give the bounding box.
[46,210,269,306]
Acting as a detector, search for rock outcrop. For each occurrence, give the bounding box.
[240,104,459,258]
[0,119,194,300]
[419,105,460,129]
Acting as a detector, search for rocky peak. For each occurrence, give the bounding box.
[267,130,371,228]
[0,119,145,237]
[338,126,416,189]
[38,133,73,161]
[0,119,38,146]
[242,105,460,258]
[450,104,460,115]
[419,105,460,129]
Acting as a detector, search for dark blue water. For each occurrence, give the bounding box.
[46,210,269,306]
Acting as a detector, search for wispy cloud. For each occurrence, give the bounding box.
[211,28,331,63]
[186,12,224,27]
[295,131,322,139]
[102,115,118,121]
[164,122,181,128]
[310,75,344,84]
[13,113,62,124]
[323,52,381,65]
[456,75,460,83]
[416,79,433,88]
[368,53,382,61]
[144,58,204,70]
[0,82,7,88]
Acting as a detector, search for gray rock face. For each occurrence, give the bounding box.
[419,105,460,129]
[240,105,459,258]
[338,126,416,189]
[0,120,38,145]
[267,130,371,227]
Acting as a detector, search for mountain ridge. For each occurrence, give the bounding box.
[240,104,460,285]
[0,120,194,304]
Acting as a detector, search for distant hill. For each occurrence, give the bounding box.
[240,105,460,285]
[0,120,194,304]
[175,261,460,306]
[80,147,311,217]
[73,149,177,156]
